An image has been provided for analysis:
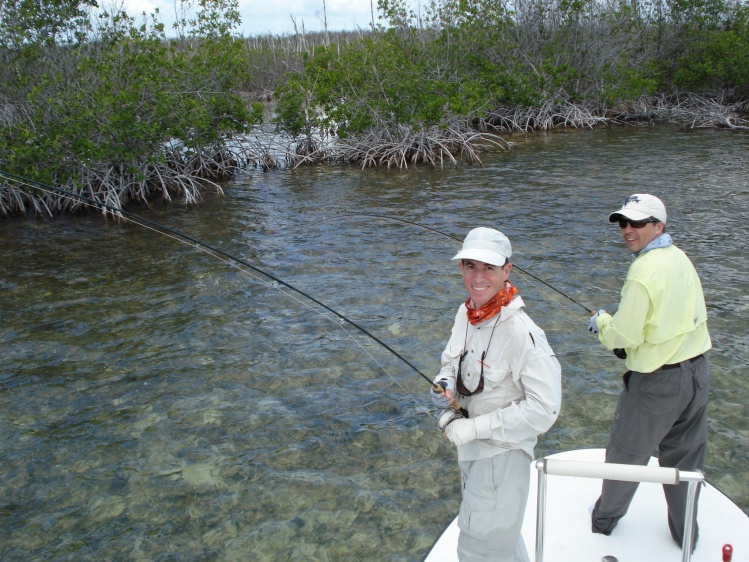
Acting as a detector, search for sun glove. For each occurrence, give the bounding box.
[444,418,477,446]
[430,379,455,408]
[588,309,605,334]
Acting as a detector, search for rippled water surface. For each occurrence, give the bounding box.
[1,125,748,561]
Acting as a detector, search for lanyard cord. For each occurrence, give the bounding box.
[462,312,501,368]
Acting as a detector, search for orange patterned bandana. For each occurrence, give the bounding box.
[465,281,517,325]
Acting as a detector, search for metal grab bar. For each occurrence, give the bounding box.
[534,458,704,562]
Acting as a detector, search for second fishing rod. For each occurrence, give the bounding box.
[306,213,627,361]
[306,212,594,315]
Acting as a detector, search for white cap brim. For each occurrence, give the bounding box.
[452,248,509,266]
[609,208,652,222]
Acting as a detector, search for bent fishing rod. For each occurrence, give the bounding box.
[306,213,594,315]
[0,170,462,410]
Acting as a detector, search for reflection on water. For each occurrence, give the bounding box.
[1,125,748,560]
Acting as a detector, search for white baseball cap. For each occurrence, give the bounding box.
[452,227,512,266]
[608,194,667,223]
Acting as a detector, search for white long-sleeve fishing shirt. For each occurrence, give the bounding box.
[436,296,562,462]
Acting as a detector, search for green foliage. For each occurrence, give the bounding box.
[376,0,414,29]
[249,102,265,124]
[666,0,731,27]
[0,0,262,189]
[672,31,749,92]
[186,0,242,37]
[0,0,96,48]
[599,59,662,105]
[3,0,748,192]
[279,0,743,137]
[274,18,542,138]
[274,75,316,137]
[668,6,749,92]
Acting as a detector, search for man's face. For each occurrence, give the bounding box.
[459,259,512,308]
[619,219,665,253]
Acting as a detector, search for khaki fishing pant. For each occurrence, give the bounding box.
[457,448,531,562]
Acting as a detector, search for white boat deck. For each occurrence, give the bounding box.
[424,449,748,562]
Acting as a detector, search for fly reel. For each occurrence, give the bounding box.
[437,407,465,432]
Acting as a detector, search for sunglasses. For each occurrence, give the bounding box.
[456,349,485,396]
[618,218,659,229]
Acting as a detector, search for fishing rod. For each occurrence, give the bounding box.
[306,213,594,314]
[0,170,464,411]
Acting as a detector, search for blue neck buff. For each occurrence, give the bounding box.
[638,233,673,255]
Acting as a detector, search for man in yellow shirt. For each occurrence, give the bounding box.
[587,194,711,551]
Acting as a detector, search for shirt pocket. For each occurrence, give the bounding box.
[478,365,511,406]
[446,344,464,377]
[484,365,511,389]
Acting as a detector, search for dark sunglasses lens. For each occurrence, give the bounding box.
[618,218,653,229]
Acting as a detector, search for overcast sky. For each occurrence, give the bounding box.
[118,0,383,36]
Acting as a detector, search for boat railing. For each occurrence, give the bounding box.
[534,458,704,562]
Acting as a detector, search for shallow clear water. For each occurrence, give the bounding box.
[1,125,747,561]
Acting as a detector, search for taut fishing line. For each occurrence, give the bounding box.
[0,170,435,414]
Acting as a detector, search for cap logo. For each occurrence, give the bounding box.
[624,195,641,205]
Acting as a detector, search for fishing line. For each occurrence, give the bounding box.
[306,213,594,315]
[0,170,437,413]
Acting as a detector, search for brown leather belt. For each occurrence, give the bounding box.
[661,354,703,370]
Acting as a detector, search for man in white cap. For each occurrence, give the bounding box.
[587,194,712,551]
[431,227,562,562]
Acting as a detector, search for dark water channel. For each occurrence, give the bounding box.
[1,125,748,561]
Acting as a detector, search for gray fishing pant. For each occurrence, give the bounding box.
[457,448,531,562]
[591,354,710,547]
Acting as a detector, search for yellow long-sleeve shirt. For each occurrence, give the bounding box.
[596,244,711,373]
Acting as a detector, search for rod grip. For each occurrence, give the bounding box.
[432,383,467,417]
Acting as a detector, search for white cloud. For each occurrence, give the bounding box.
[115,0,380,36]
[247,0,377,34]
